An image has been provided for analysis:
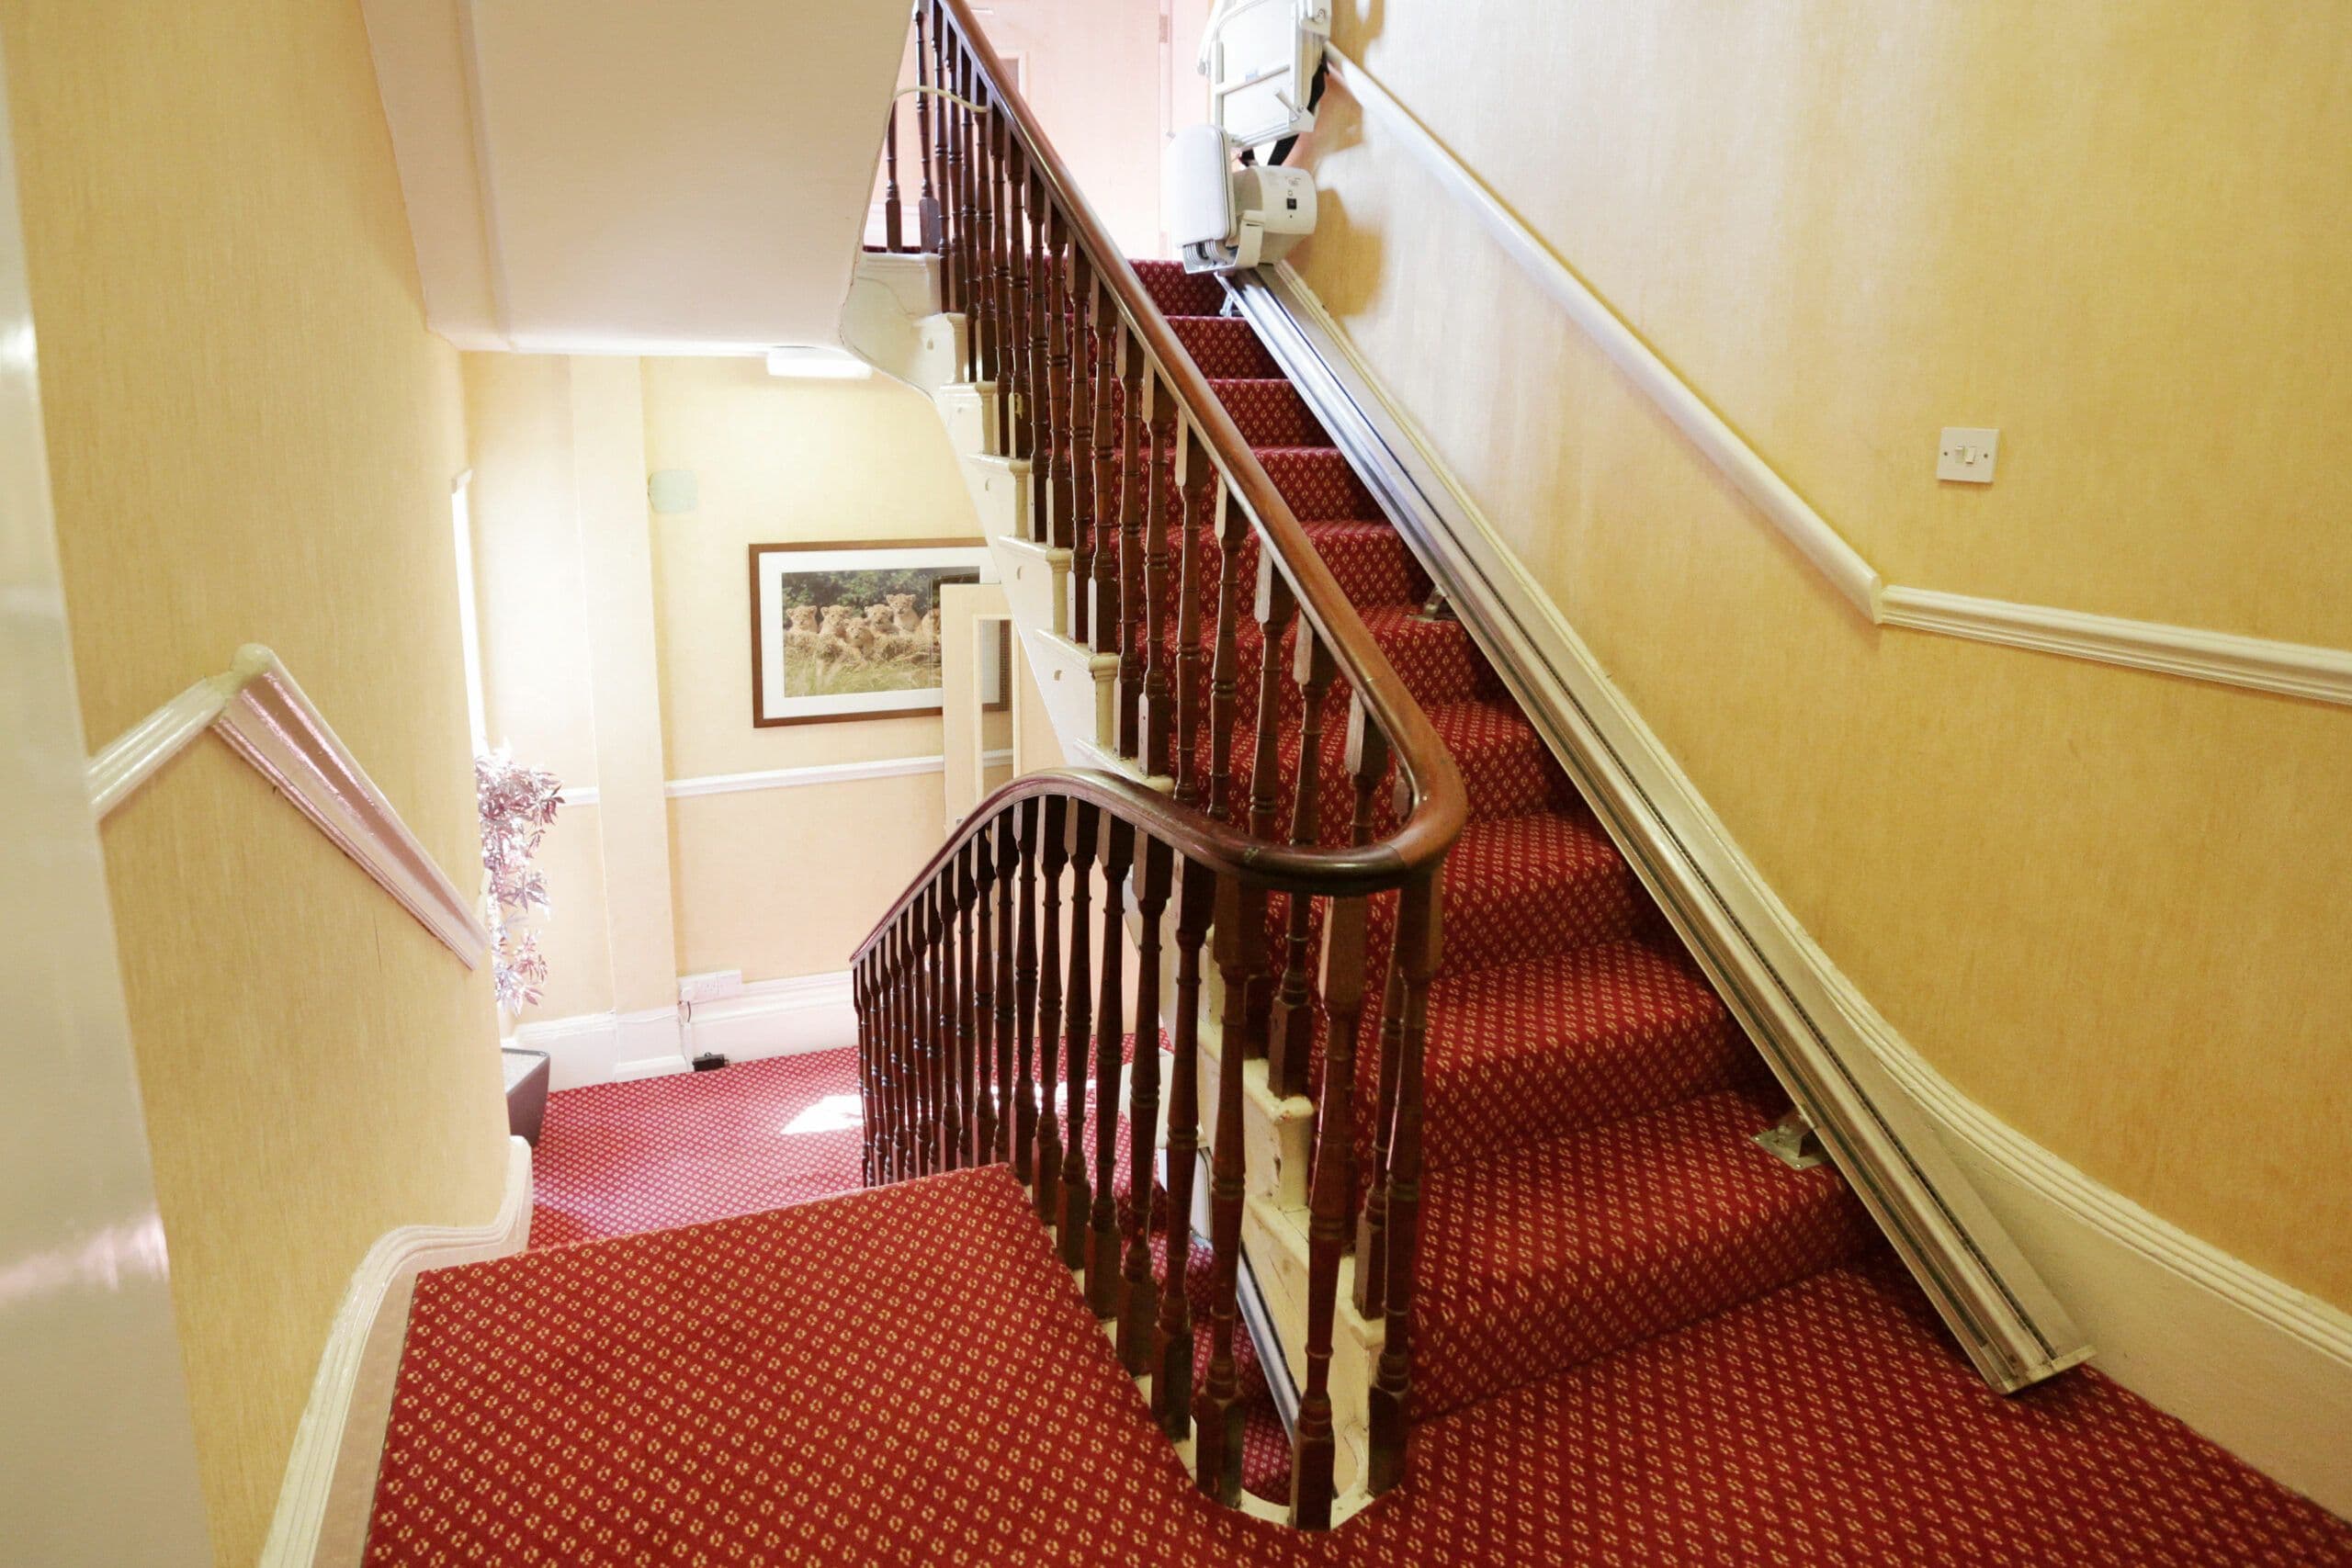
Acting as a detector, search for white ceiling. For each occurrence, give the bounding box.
[362,0,911,354]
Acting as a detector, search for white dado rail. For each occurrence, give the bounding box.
[1320,50,2352,709]
[85,643,490,965]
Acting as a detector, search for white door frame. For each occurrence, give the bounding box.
[0,30,215,1562]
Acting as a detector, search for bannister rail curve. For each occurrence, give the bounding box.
[854,0,1465,1529]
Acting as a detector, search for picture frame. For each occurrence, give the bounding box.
[748,539,994,727]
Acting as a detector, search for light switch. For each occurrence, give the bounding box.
[1937,428,1998,484]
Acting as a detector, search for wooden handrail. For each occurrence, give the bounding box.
[850,2,1461,1530]
[853,0,1464,967]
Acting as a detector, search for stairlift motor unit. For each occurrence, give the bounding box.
[1163,123,1317,276]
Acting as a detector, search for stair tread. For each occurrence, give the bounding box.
[1419,941,1756,1171]
[1409,1087,1873,1421]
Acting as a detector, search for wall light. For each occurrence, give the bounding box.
[764,345,870,380]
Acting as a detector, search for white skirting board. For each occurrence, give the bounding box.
[1250,265,2352,1518]
[260,1135,534,1568]
[509,971,858,1090]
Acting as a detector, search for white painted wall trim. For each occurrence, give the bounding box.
[556,756,963,809]
[511,970,857,1089]
[663,754,949,799]
[260,1135,534,1568]
[1248,266,2352,1514]
[1877,586,2352,706]
[84,644,492,965]
[1320,49,2352,710]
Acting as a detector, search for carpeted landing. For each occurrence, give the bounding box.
[372,1161,2350,1565]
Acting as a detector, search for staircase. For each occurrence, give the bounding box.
[350,6,2352,1558]
[848,0,1883,1531]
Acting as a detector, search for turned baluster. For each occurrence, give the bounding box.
[1116,836,1171,1371]
[1041,206,1073,550]
[1137,371,1178,779]
[1249,558,1298,846]
[979,91,1005,398]
[1113,335,1147,756]
[991,112,1018,457]
[1012,801,1039,1182]
[1368,870,1442,1495]
[1193,873,1267,1505]
[935,8,961,321]
[1023,165,1054,544]
[972,829,998,1160]
[1084,293,1122,654]
[883,96,904,252]
[1353,964,1404,1317]
[1288,709,1390,1528]
[1064,247,1097,637]
[1086,816,1134,1318]
[1266,628,1336,1099]
[1057,801,1099,1267]
[1206,483,1248,821]
[923,883,946,1172]
[1153,859,1215,1439]
[948,852,973,1167]
[854,961,872,1183]
[994,811,1018,1163]
[955,56,978,379]
[885,922,906,1181]
[1035,796,1069,1224]
[915,7,940,250]
[1172,423,1216,809]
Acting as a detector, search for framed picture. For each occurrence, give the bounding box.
[749,540,994,727]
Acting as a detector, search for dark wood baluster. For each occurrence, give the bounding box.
[883,96,904,252]
[1023,164,1053,545]
[1172,423,1214,809]
[994,811,1018,1163]
[884,921,903,1175]
[1086,815,1134,1318]
[1035,796,1069,1224]
[1012,802,1039,1182]
[854,960,872,1183]
[1353,964,1403,1318]
[1266,628,1335,1100]
[1249,558,1297,846]
[1137,371,1177,778]
[1368,870,1442,1495]
[923,883,945,1172]
[933,7,959,321]
[915,7,940,250]
[1207,484,1247,821]
[1289,708,1390,1527]
[1066,243,1095,570]
[1193,873,1266,1505]
[1116,836,1170,1371]
[1153,858,1214,1440]
[972,84,997,392]
[1085,295,1122,655]
[1042,206,1073,551]
[892,920,913,1180]
[1057,801,1098,1268]
[1114,339,1147,757]
[972,827,998,1160]
[997,119,1025,463]
[955,55,978,379]
[991,112,1017,447]
[948,853,972,1167]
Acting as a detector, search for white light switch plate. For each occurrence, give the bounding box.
[1937,427,1998,483]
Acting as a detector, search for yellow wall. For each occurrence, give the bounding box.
[466,354,990,1005]
[1,1,512,1559]
[1295,3,2352,1307]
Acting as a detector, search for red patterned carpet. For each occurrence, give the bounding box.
[368,263,2352,1562]
[523,1043,1295,1499]
[526,1049,869,1248]
[372,1166,2351,1565]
